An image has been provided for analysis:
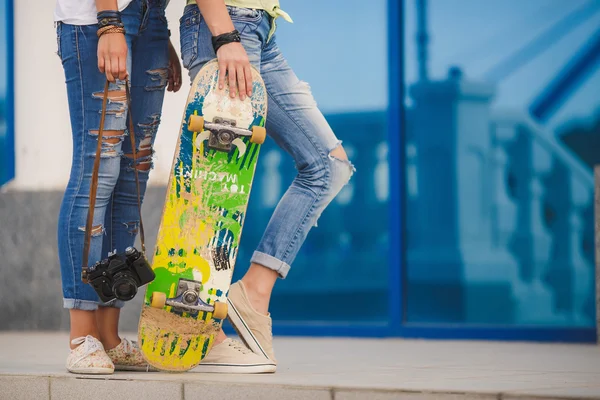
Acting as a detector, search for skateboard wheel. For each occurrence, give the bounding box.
[212,301,228,320]
[150,292,167,309]
[250,126,266,145]
[188,115,205,132]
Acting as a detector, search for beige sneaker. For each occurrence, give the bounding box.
[195,338,276,374]
[105,338,156,372]
[66,335,114,374]
[227,281,276,363]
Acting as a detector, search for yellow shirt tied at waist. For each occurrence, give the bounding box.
[185,0,292,41]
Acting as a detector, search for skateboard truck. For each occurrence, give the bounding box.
[150,278,228,319]
[188,115,266,157]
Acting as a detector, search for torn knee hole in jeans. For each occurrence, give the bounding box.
[138,116,160,143]
[124,122,158,170]
[146,68,169,91]
[92,84,127,101]
[328,142,355,172]
[125,131,154,171]
[122,221,139,236]
[131,158,153,171]
[125,151,153,171]
[92,88,128,118]
[310,143,356,229]
[92,89,127,102]
[78,224,105,237]
[89,130,125,157]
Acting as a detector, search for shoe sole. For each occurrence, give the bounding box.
[67,367,114,375]
[114,365,159,372]
[227,297,270,360]
[193,362,276,374]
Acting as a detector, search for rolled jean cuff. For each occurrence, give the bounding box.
[250,251,291,279]
[63,298,125,310]
[99,299,125,309]
[63,298,99,311]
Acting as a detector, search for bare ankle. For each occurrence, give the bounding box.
[98,334,122,351]
[69,309,100,349]
[241,281,272,316]
[214,329,227,345]
[243,263,277,292]
[96,306,121,350]
[242,277,272,298]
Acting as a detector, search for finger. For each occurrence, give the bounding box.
[168,74,175,92]
[174,70,182,92]
[218,61,227,91]
[236,66,246,100]
[171,64,177,83]
[105,58,115,82]
[165,64,172,92]
[175,65,182,86]
[228,63,237,98]
[98,54,105,73]
[111,57,120,82]
[244,64,253,97]
[119,55,128,81]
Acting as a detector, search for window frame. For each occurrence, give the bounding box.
[0,0,15,187]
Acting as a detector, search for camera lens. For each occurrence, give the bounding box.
[112,273,138,301]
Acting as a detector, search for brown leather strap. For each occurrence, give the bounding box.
[125,82,146,254]
[81,79,145,283]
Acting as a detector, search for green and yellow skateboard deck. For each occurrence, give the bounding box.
[137,59,267,372]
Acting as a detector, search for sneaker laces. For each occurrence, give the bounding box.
[70,335,105,365]
[120,338,137,354]
[227,339,253,355]
[110,338,151,371]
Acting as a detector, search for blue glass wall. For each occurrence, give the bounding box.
[0,0,14,187]
[403,0,599,327]
[0,0,593,339]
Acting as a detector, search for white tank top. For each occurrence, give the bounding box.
[54,0,134,25]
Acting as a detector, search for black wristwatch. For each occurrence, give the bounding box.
[212,30,241,53]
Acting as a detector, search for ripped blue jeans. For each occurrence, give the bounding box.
[56,0,169,310]
[180,5,355,278]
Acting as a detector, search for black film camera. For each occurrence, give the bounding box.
[87,247,155,302]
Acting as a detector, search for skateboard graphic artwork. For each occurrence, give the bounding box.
[137,59,267,372]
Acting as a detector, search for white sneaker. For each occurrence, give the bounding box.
[227,281,276,363]
[66,335,114,374]
[194,338,276,374]
[105,337,157,372]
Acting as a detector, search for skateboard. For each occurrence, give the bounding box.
[137,59,267,372]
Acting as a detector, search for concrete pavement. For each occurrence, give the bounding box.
[1,332,599,399]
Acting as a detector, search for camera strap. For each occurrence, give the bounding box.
[81,79,147,283]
